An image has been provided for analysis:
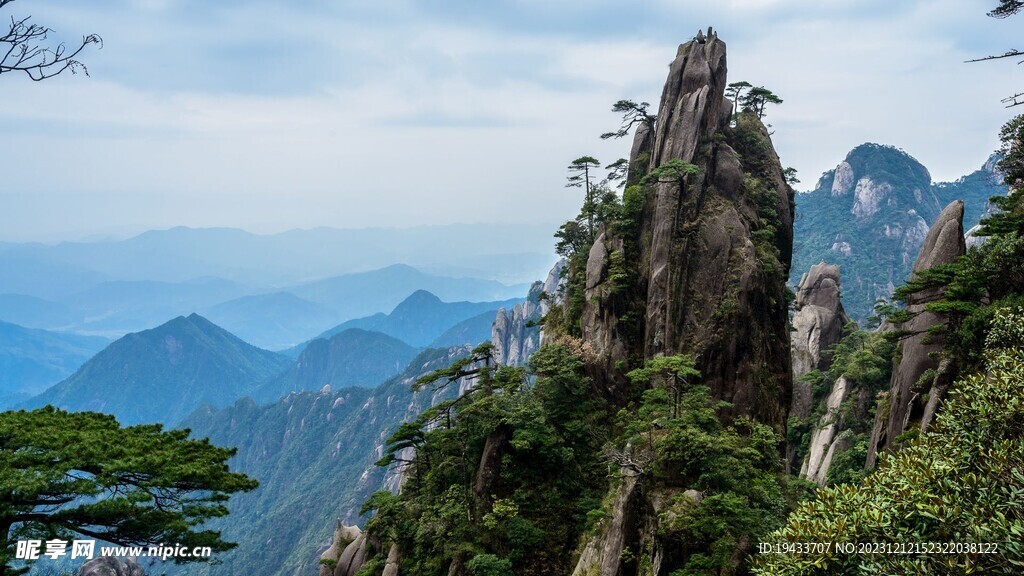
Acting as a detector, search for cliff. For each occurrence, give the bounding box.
[793,148,1004,323]
[570,29,795,575]
[867,200,966,467]
[787,262,851,472]
[578,29,794,428]
[492,260,564,366]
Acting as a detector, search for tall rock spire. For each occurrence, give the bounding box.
[866,200,965,467]
[579,32,794,428]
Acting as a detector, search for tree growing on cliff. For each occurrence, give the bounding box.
[566,156,602,240]
[1,0,101,81]
[600,99,656,140]
[0,407,257,573]
[725,81,752,112]
[741,86,783,119]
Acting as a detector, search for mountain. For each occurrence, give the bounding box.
[0,248,109,300]
[290,265,527,324]
[0,293,80,330]
[0,321,109,408]
[0,224,557,288]
[793,146,1006,322]
[202,291,343,350]
[933,154,1005,238]
[253,328,419,403]
[23,314,292,425]
[427,310,496,348]
[58,277,252,338]
[312,288,522,347]
[180,346,473,576]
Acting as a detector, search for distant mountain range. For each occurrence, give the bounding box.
[311,288,519,348]
[792,145,1005,321]
[201,292,343,351]
[253,328,419,403]
[0,223,557,288]
[0,263,528,346]
[0,321,109,408]
[23,314,292,425]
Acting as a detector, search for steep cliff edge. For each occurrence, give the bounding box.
[579,30,793,429]
[867,200,965,467]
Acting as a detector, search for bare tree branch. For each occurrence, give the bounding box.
[0,1,101,81]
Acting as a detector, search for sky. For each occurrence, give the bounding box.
[1,0,1020,242]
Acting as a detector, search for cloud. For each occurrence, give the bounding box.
[1,0,1022,241]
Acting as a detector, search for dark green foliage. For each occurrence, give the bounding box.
[615,356,787,573]
[757,308,1024,575]
[361,344,610,576]
[642,159,700,186]
[725,81,752,113]
[786,327,894,481]
[739,87,783,119]
[980,115,1024,236]
[0,407,256,573]
[990,0,1023,17]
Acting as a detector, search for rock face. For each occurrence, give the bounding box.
[787,262,851,471]
[579,31,794,428]
[791,262,851,382]
[491,260,564,366]
[77,557,145,576]
[866,200,965,467]
[572,29,793,576]
[319,522,376,576]
[794,148,1007,323]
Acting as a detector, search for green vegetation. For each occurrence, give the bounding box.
[613,357,789,574]
[757,307,1024,575]
[362,344,610,576]
[786,325,895,485]
[180,347,466,576]
[0,407,256,573]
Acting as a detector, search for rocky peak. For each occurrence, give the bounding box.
[787,262,852,473]
[867,200,965,467]
[790,263,850,405]
[579,31,793,423]
[571,32,795,574]
[491,259,564,366]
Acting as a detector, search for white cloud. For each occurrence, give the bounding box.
[1,0,1021,240]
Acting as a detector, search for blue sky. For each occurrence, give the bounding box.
[1,0,1019,241]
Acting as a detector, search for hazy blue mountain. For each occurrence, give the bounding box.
[253,328,419,403]
[792,145,1005,322]
[0,249,109,300]
[0,293,81,330]
[313,288,520,347]
[180,346,470,576]
[202,291,343,350]
[290,265,526,328]
[59,277,251,338]
[0,224,557,288]
[0,321,109,408]
[23,314,292,425]
[428,309,499,348]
